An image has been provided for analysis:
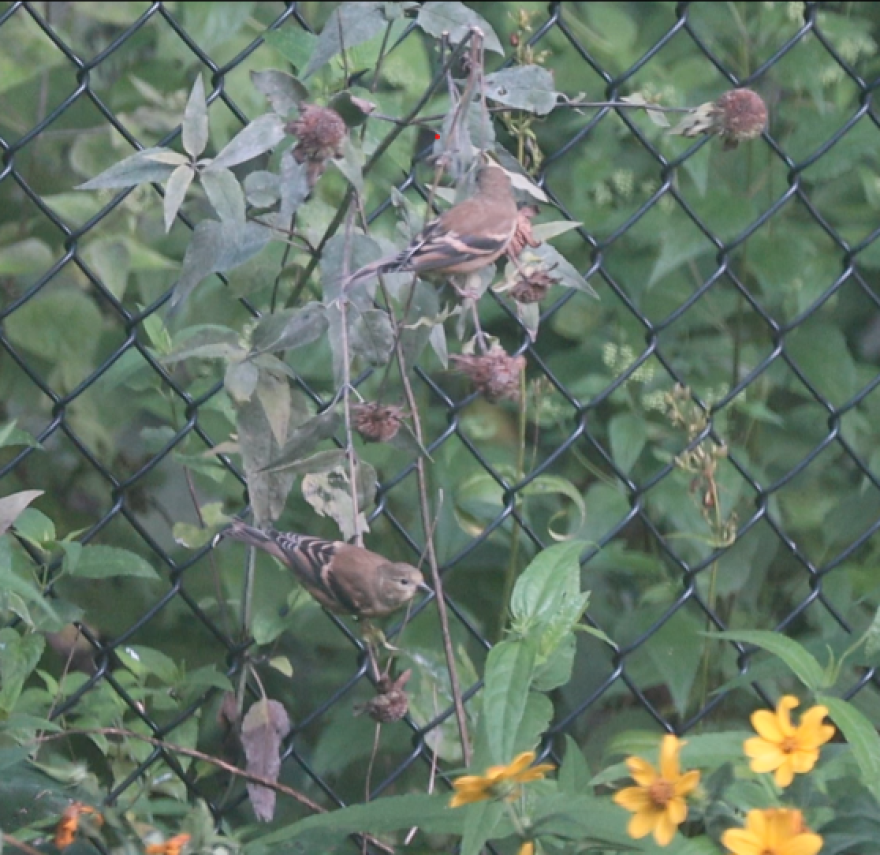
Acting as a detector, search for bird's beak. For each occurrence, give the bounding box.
[417,581,432,594]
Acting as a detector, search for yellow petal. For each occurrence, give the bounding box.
[628,808,662,840]
[450,790,490,808]
[745,808,770,838]
[653,810,678,847]
[518,842,535,855]
[796,706,834,746]
[746,742,785,772]
[505,752,537,777]
[743,735,777,759]
[783,833,823,855]
[674,768,701,797]
[775,695,800,735]
[453,774,488,790]
[751,709,785,742]
[613,786,654,812]
[720,828,763,855]
[789,748,819,774]
[666,796,687,825]
[627,757,658,787]
[659,735,682,780]
[773,759,796,788]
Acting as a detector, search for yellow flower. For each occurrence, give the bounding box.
[612,735,701,847]
[721,807,822,855]
[743,695,835,787]
[518,842,535,855]
[449,751,555,808]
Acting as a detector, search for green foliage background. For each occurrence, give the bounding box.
[2,0,880,844]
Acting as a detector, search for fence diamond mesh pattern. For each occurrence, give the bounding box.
[1,0,879,847]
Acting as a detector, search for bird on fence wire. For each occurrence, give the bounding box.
[215,518,428,619]
[339,160,519,294]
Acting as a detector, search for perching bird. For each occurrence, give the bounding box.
[217,519,428,618]
[341,162,519,293]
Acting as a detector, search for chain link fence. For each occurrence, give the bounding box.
[2,0,879,846]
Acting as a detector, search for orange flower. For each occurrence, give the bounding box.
[449,751,554,808]
[612,735,700,847]
[721,807,822,855]
[55,803,103,848]
[145,834,191,855]
[744,696,835,787]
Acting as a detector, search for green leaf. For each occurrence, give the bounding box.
[527,242,598,297]
[818,695,880,806]
[162,325,243,364]
[461,800,504,855]
[609,411,646,474]
[244,170,280,208]
[249,792,482,849]
[76,147,179,190]
[206,113,286,171]
[0,629,45,713]
[530,220,583,242]
[330,135,364,194]
[302,2,387,78]
[416,1,503,54]
[249,303,328,356]
[163,163,195,232]
[864,605,880,662]
[201,167,246,224]
[262,28,319,73]
[261,409,341,472]
[250,69,308,116]
[559,734,591,794]
[484,65,558,115]
[0,538,59,623]
[710,630,826,690]
[0,422,41,451]
[169,219,271,311]
[301,463,371,541]
[0,491,44,536]
[12,508,54,544]
[509,541,584,631]
[0,238,53,276]
[117,645,180,682]
[349,308,394,365]
[225,360,260,403]
[69,545,160,580]
[481,638,538,764]
[182,74,209,158]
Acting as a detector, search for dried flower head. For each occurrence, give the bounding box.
[670,88,767,150]
[509,264,561,303]
[712,89,768,148]
[286,104,347,185]
[352,402,407,443]
[354,670,411,723]
[451,344,526,403]
[507,205,541,258]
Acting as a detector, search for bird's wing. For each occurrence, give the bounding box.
[272,533,349,611]
[323,543,382,615]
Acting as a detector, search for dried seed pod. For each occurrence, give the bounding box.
[671,88,768,150]
[509,264,560,303]
[354,670,412,723]
[451,344,526,403]
[285,104,347,186]
[712,88,768,149]
[352,402,407,443]
[507,205,541,258]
